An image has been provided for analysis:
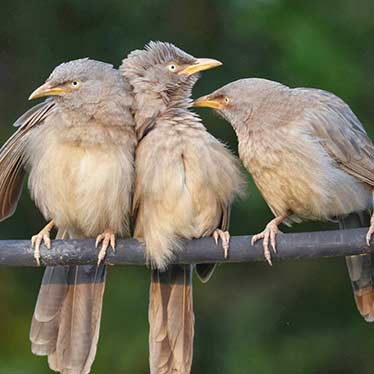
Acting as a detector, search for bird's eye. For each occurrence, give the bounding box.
[71,81,80,87]
[168,64,177,72]
[224,96,230,104]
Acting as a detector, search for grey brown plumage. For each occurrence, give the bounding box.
[149,266,194,373]
[121,42,244,373]
[339,214,374,322]
[0,100,56,221]
[195,77,374,321]
[0,59,136,372]
[30,233,106,373]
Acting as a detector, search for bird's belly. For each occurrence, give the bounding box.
[241,134,371,222]
[134,127,242,269]
[28,139,132,237]
[139,151,221,238]
[184,176,222,238]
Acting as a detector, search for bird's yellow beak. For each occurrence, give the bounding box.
[29,82,68,100]
[178,58,223,76]
[193,95,224,109]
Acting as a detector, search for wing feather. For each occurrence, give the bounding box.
[299,88,374,186]
[0,100,56,220]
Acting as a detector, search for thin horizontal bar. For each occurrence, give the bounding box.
[0,227,371,267]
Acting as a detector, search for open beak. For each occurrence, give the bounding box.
[178,58,222,76]
[193,95,224,109]
[29,82,67,100]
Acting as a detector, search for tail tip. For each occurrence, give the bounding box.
[363,313,374,323]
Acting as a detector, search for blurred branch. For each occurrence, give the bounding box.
[0,228,372,267]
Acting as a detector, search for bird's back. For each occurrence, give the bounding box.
[237,83,371,223]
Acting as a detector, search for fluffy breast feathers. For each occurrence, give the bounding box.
[25,110,136,237]
[134,118,245,269]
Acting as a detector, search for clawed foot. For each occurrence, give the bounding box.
[251,221,281,266]
[96,229,116,265]
[31,220,55,266]
[367,190,374,246]
[213,229,230,259]
[366,219,374,246]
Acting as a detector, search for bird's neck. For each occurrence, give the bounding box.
[133,90,192,139]
[54,99,134,146]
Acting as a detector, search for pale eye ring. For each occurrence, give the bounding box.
[168,64,177,72]
[72,81,80,87]
[224,96,230,104]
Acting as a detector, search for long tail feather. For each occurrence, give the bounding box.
[339,212,374,322]
[30,230,106,373]
[149,265,194,374]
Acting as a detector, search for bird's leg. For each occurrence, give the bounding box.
[31,220,55,266]
[96,228,116,265]
[60,230,68,240]
[251,212,290,266]
[366,189,374,246]
[213,229,231,259]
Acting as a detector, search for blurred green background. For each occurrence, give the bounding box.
[0,0,374,373]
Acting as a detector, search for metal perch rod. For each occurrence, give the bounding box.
[0,228,372,267]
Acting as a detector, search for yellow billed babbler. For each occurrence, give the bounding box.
[121,42,245,373]
[0,59,136,373]
[195,77,374,321]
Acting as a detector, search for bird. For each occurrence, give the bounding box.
[121,41,245,373]
[194,77,374,322]
[0,58,136,373]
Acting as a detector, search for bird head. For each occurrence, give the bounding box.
[29,59,132,120]
[121,41,222,108]
[194,78,282,130]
